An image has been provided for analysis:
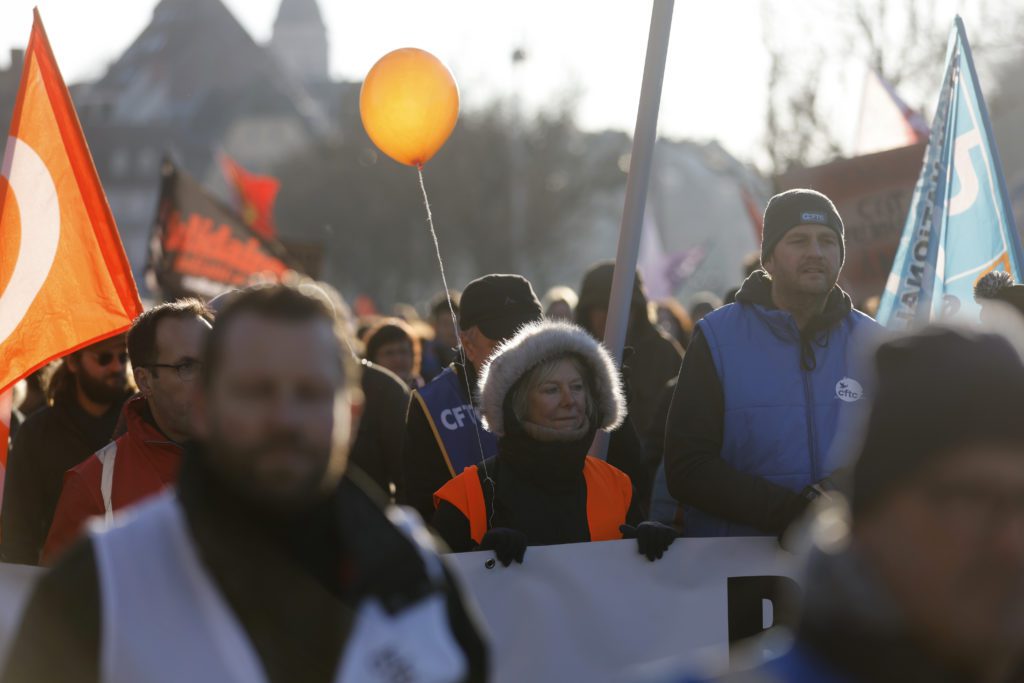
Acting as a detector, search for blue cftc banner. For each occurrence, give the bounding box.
[877,16,1024,329]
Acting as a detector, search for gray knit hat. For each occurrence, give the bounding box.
[761,189,845,266]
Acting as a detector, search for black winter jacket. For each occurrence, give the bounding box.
[0,392,127,565]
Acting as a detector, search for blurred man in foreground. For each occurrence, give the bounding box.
[4,284,487,683]
[681,326,1024,682]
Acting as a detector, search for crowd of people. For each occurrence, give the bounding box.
[3,187,1024,681]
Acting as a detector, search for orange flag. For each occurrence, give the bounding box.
[0,10,143,396]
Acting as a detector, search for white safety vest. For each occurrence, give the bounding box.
[90,492,468,683]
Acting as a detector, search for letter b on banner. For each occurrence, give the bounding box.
[727,576,801,662]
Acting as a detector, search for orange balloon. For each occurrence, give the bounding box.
[360,48,460,167]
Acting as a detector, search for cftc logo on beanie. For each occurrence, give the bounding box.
[801,212,827,224]
[835,377,863,402]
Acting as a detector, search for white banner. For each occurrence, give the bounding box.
[447,537,797,683]
[0,538,796,682]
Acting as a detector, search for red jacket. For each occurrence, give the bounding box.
[42,396,182,564]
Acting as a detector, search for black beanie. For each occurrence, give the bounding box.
[851,327,1024,519]
[761,189,845,266]
[458,274,543,342]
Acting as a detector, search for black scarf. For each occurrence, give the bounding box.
[496,430,593,493]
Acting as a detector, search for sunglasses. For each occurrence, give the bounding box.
[90,351,129,367]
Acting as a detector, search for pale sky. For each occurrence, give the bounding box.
[0,0,1006,169]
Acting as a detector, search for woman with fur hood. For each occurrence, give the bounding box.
[432,321,678,566]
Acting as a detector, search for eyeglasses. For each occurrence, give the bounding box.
[143,359,203,382]
[90,351,129,367]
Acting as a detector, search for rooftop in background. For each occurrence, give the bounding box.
[0,0,356,297]
[274,0,324,26]
[74,0,330,135]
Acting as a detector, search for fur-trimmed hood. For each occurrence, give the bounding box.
[477,320,626,437]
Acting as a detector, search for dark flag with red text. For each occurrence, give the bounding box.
[146,159,299,301]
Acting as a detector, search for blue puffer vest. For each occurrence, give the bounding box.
[684,297,876,537]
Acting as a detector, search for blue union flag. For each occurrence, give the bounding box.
[877,17,1024,328]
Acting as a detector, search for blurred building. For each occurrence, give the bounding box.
[0,1,766,310]
[544,135,766,303]
[5,0,355,292]
[269,0,329,86]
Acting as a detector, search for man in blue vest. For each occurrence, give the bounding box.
[400,274,544,519]
[664,188,879,537]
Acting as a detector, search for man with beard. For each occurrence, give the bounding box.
[665,189,880,538]
[0,335,132,565]
[3,284,487,683]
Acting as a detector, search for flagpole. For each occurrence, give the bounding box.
[594,0,674,459]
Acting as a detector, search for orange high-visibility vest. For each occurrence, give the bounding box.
[433,455,633,545]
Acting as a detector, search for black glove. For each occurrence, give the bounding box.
[620,522,678,562]
[478,527,527,567]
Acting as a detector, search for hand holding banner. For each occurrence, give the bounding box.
[447,538,796,683]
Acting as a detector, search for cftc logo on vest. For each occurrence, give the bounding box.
[440,403,483,430]
[835,377,864,402]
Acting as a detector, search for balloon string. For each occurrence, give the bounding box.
[416,166,494,503]
[416,165,460,363]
